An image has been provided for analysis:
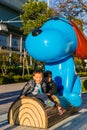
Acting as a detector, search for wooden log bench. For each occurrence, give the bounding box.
[8,97,78,129]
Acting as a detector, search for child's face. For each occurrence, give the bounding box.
[44,76,52,83]
[33,73,43,84]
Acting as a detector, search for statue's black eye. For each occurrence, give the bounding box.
[32,28,42,36]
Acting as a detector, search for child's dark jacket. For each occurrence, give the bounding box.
[42,80,57,95]
[21,79,46,96]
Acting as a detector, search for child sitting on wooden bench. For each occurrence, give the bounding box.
[20,69,55,107]
[42,70,66,115]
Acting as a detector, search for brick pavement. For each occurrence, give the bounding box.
[0,83,87,130]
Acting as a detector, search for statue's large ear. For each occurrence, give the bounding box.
[70,20,87,59]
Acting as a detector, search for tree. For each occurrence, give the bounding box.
[52,0,87,32]
[11,52,20,66]
[52,0,87,70]
[20,0,55,35]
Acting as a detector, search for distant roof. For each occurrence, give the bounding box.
[0,0,28,12]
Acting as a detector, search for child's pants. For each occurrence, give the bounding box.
[27,93,48,102]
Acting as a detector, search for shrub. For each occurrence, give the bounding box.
[78,72,87,77]
[0,77,3,85]
[2,75,14,84]
[0,74,32,84]
[82,79,87,92]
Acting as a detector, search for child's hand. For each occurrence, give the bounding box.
[46,93,51,96]
[20,95,25,99]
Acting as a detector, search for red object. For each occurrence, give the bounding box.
[70,20,87,59]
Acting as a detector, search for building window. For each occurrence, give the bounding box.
[22,39,25,51]
[12,36,20,51]
[0,34,9,49]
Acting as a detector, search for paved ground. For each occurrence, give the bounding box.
[0,83,87,130]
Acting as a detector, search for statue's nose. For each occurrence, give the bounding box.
[32,28,42,36]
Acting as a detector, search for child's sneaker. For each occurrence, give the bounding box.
[44,99,55,107]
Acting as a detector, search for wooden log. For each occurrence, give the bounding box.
[8,97,78,128]
[8,97,48,128]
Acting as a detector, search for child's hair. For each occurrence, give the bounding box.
[43,70,52,77]
[33,69,43,76]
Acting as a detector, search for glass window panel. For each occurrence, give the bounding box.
[22,39,25,51]
[0,34,9,48]
[12,36,20,51]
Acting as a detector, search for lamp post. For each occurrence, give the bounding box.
[47,0,50,7]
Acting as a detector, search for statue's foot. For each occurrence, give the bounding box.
[64,93,82,107]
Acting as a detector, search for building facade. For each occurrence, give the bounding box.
[0,0,28,64]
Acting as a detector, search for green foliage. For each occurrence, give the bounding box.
[82,79,87,92]
[0,77,4,85]
[0,65,35,76]
[53,0,87,31]
[74,57,82,65]
[0,65,34,84]
[7,66,22,75]
[1,64,7,76]
[78,72,87,77]
[0,54,9,66]
[0,75,15,84]
[0,75,32,85]
[11,52,20,66]
[20,0,55,35]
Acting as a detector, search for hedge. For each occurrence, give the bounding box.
[0,75,32,85]
[82,79,87,92]
[78,72,87,77]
